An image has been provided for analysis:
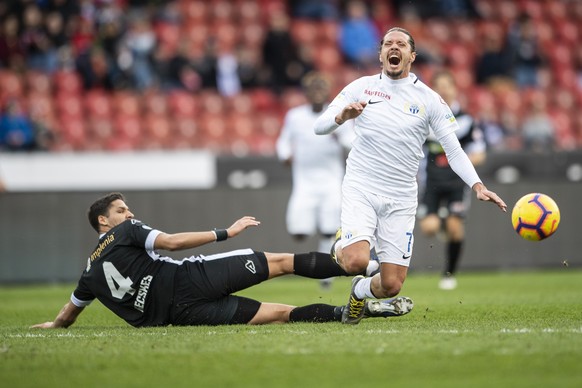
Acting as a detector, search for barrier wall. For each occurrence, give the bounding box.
[0,151,580,283]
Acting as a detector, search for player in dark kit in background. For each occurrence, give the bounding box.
[417,70,487,290]
[32,192,413,328]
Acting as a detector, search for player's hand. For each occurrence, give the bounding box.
[227,216,261,238]
[336,101,368,124]
[473,183,507,212]
[30,322,55,329]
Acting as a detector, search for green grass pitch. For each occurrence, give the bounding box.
[1,270,581,388]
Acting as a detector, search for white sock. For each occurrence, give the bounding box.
[365,260,379,276]
[354,276,375,299]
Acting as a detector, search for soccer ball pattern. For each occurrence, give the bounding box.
[511,193,560,241]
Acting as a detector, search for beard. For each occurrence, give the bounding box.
[384,68,404,79]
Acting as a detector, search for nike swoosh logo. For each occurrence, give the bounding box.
[402,254,411,259]
[368,99,383,104]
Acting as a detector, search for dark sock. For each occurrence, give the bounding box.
[293,252,350,279]
[289,304,343,323]
[445,241,462,276]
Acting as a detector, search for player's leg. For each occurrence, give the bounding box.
[418,182,442,237]
[265,251,351,279]
[334,185,378,274]
[341,197,416,323]
[419,213,441,237]
[439,187,470,289]
[444,214,465,275]
[248,302,343,324]
[370,263,409,298]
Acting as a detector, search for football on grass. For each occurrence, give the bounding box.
[511,193,560,241]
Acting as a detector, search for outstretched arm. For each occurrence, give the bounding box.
[472,182,507,212]
[154,216,261,251]
[440,132,507,212]
[314,101,367,135]
[31,301,85,329]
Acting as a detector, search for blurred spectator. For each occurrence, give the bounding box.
[44,11,70,71]
[20,3,57,73]
[393,0,478,19]
[76,46,119,90]
[189,40,219,90]
[370,1,396,33]
[0,14,26,71]
[507,13,544,88]
[436,0,480,19]
[338,0,380,68]
[237,46,263,89]
[216,47,242,97]
[521,93,555,152]
[289,0,339,20]
[262,9,312,94]
[119,13,156,90]
[151,42,202,92]
[478,110,507,151]
[0,99,37,151]
[574,45,582,90]
[474,27,513,86]
[70,17,95,58]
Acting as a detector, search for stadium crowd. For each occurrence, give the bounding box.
[0,0,581,154]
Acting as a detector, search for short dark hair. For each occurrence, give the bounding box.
[87,192,126,233]
[380,27,416,53]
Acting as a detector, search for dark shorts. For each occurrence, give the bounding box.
[170,249,269,326]
[420,180,470,218]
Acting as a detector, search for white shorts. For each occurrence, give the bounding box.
[340,184,417,267]
[286,186,341,236]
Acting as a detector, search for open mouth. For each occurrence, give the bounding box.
[389,55,401,66]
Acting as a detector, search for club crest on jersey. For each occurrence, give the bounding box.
[404,102,425,117]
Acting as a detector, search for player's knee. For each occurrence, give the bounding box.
[379,277,403,298]
[341,252,368,274]
[420,216,440,236]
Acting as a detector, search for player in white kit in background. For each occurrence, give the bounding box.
[314,27,507,324]
[276,72,355,289]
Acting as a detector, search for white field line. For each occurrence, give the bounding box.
[6,327,582,338]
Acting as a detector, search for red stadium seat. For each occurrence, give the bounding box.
[53,70,82,95]
[179,0,208,22]
[25,71,52,95]
[59,118,88,150]
[250,88,278,112]
[113,116,142,143]
[167,91,198,118]
[0,70,24,100]
[226,92,253,114]
[312,42,342,72]
[26,93,55,122]
[55,92,83,119]
[84,90,112,119]
[88,118,115,148]
[112,91,142,118]
[290,19,318,46]
[199,90,225,115]
[144,114,172,143]
[142,91,169,116]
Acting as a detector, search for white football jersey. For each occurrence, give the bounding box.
[314,73,479,199]
[277,104,354,187]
